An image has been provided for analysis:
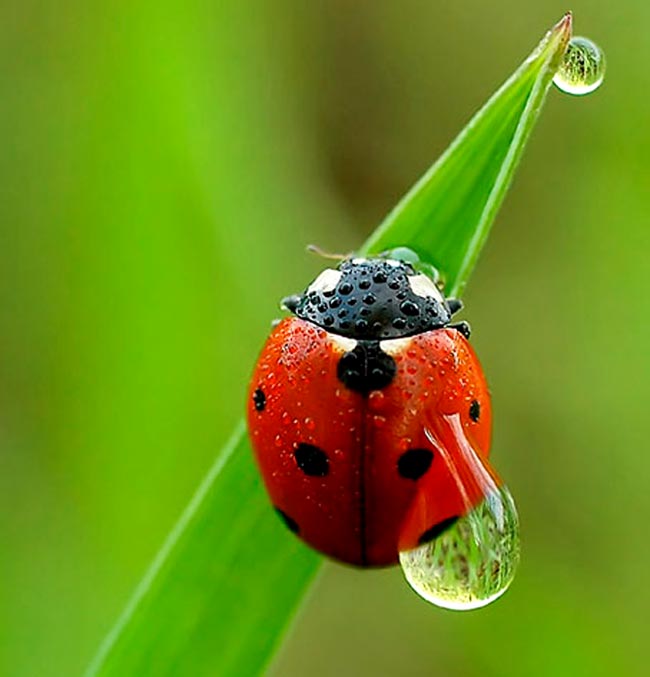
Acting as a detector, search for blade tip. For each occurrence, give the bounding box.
[557,11,573,36]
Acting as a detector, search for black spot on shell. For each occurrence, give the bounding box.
[398,448,434,480]
[338,282,353,295]
[337,341,396,395]
[253,388,266,412]
[275,507,299,534]
[470,400,480,422]
[373,271,387,283]
[294,443,330,477]
[359,279,371,290]
[392,317,407,329]
[363,293,376,305]
[418,516,459,545]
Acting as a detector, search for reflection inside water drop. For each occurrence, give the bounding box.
[400,485,520,610]
[399,414,520,610]
[553,36,606,95]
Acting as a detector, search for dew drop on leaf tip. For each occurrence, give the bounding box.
[553,36,606,96]
[399,485,520,610]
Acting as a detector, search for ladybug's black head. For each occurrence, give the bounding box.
[283,257,453,340]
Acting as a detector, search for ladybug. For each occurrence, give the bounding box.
[247,253,500,567]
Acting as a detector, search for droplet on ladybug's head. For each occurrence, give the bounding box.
[400,300,420,316]
[286,257,453,340]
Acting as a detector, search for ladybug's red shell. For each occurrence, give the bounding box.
[247,258,494,567]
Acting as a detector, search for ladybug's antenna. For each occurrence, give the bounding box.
[306,244,348,261]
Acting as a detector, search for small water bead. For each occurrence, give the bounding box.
[304,417,316,431]
[373,415,386,428]
[553,36,605,96]
[368,389,384,404]
[400,485,520,610]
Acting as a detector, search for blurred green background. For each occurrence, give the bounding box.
[1,1,647,675]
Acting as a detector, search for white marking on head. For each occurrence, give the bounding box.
[329,335,357,353]
[307,269,341,294]
[380,337,413,355]
[408,274,445,303]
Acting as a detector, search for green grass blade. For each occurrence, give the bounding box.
[359,13,572,296]
[85,423,319,676]
[87,14,572,677]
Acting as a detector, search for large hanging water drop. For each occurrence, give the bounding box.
[553,36,606,95]
[399,485,520,610]
[398,414,520,610]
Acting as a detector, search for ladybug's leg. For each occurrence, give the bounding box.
[449,321,471,339]
[281,295,302,312]
[447,298,463,316]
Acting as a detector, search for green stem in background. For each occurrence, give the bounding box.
[86,13,572,677]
